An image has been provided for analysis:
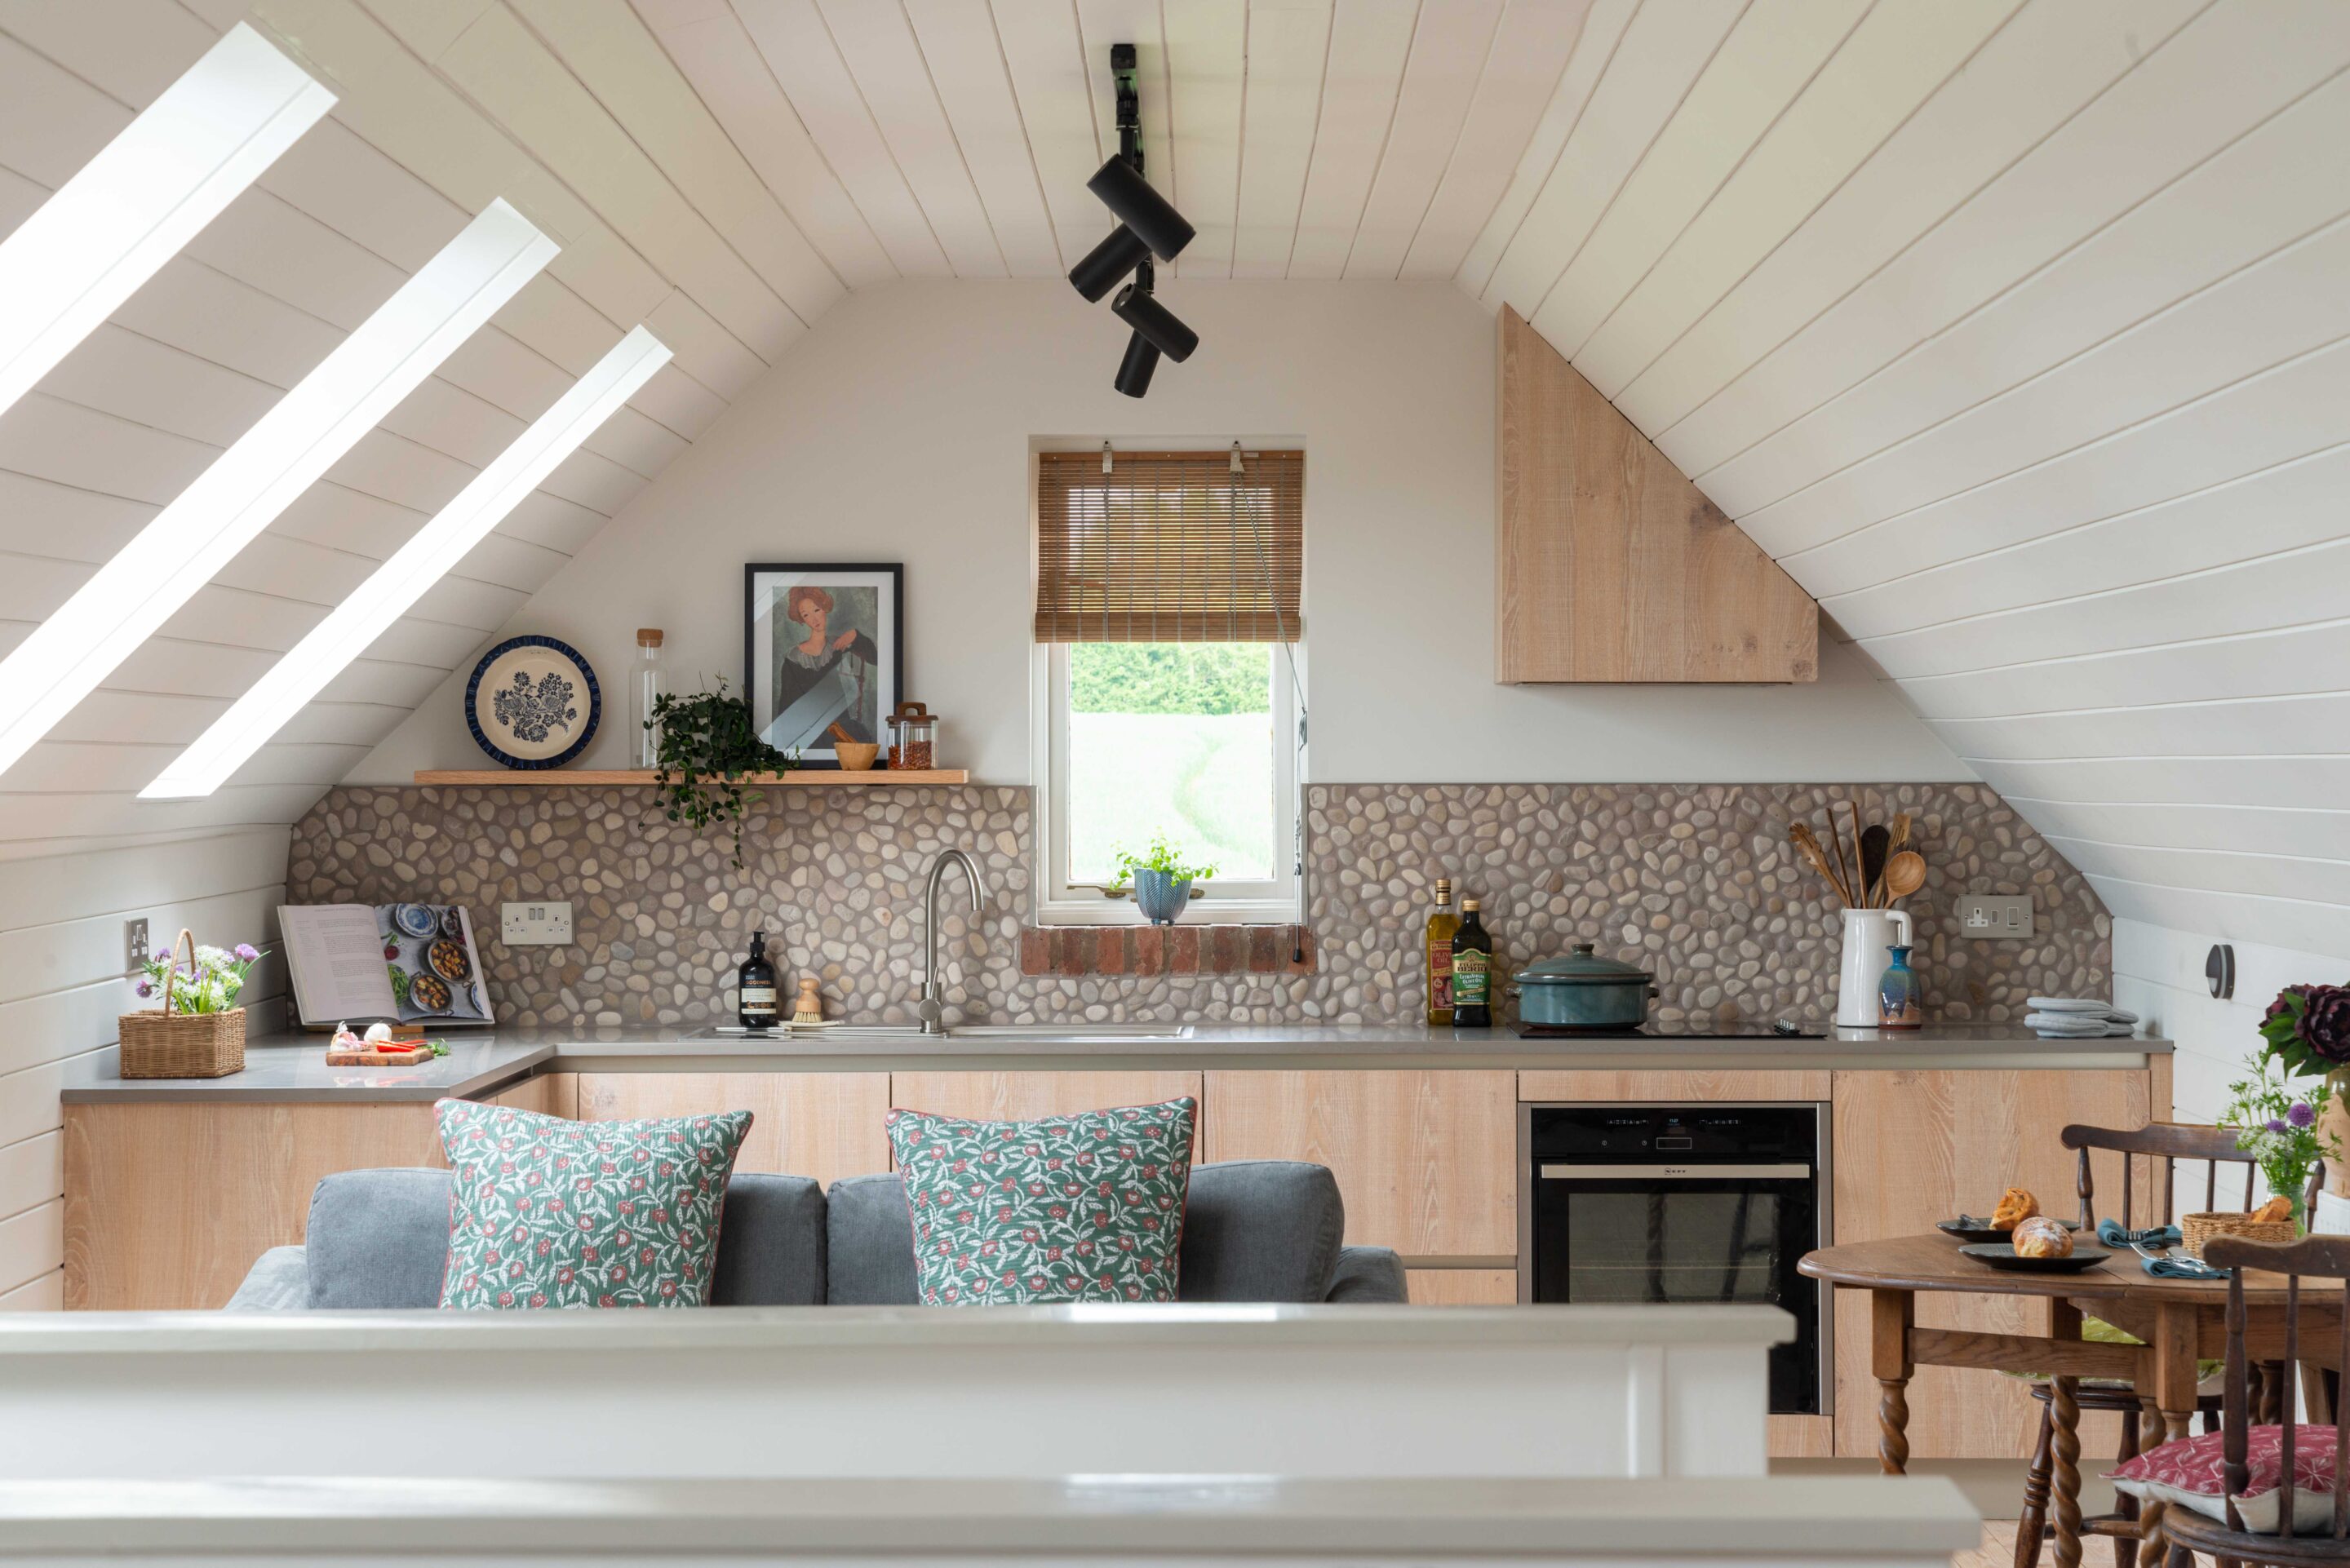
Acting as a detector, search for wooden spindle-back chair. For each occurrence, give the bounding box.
[2013,1124,2323,1568]
[2160,1234,2350,1566]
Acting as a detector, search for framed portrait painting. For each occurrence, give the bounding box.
[744,563,902,766]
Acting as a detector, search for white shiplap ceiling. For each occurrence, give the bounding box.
[0,0,2344,959]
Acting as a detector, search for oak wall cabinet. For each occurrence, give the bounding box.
[1495,305,1816,684]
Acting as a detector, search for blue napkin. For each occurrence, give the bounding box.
[2099,1219,2184,1249]
[2138,1252,2228,1281]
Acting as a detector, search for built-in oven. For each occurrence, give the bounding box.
[1519,1102,1831,1416]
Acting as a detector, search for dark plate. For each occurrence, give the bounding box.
[1958,1242,2113,1274]
[1938,1216,2082,1246]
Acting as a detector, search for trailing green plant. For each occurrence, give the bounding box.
[1107,832,1217,890]
[649,680,789,866]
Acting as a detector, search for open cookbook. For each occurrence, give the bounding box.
[278,902,495,1029]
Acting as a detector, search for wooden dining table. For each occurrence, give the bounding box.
[1801,1232,2338,1568]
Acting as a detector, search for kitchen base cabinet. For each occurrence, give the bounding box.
[489,1071,574,1118]
[890,1073,1204,1127]
[1405,1269,1519,1305]
[1203,1071,1516,1260]
[1828,1069,2156,1462]
[62,1101,446,1310]
[574,1073,892,1186]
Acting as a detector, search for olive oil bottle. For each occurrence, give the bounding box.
[1450,899,1494,1029]
[1424,878,1461,1025]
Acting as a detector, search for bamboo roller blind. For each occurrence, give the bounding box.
[1035,450,1304,643]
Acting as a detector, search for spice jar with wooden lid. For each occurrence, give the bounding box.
[887,701,937,771]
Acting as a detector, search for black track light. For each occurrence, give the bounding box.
[1085,156,1195,261]
[1111,281,1197,362]
[1069,224,1154,303]
[1114,331,1159,398]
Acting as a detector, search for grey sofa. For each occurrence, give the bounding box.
[227,1159,1408,1309]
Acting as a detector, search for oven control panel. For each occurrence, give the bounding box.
[1528,1105,1818,1163]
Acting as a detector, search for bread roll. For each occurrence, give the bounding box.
[2011,1216,2073,1259]
[1991,1188,2041,1231]
[2250,1195,2295,1225]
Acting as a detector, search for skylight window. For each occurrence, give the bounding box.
[142,326,672,799]
[0,199,556,781]
[0,23,332,419]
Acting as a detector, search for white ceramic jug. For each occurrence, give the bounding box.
[1837,907,1914,1027]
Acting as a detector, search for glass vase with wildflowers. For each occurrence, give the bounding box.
[137,941,262,1016]
[2219,1052,2339,1228]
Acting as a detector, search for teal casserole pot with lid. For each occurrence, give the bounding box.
[1514,944,1659,1032]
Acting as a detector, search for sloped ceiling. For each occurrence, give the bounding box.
[2,0,2344,958]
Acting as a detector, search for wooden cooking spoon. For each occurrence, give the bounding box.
[1858,824,1890,908]
[1882,849,1927,902]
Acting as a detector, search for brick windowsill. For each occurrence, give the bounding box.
[1019,925,1316,977]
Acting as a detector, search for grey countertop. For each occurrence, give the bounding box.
[60,1020,2170,1104]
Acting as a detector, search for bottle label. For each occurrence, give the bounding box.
[1452,951,1489,1007]
[743,986,777,1012]
[1429,947,1452,1008]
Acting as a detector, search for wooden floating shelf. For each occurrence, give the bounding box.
[413,769,971,787]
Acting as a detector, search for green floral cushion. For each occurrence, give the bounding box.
[436,1097,751,1309]
[885,1097,1196,1305]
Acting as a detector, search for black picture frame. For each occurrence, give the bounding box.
[743,562,905,768]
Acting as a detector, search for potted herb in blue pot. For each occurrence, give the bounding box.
[1111,835,1217,926]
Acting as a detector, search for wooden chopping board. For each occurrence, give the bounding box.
[323,1043,437,1066]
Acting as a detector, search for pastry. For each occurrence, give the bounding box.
[1991,1188,2041,1231]
[2250,1195,2295,1225]
[2012,1216,2073,1259]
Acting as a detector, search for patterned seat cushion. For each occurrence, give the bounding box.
[2109,1424,2341,1535]
[436,1098,752,1309]
[885,1096,1195,1305]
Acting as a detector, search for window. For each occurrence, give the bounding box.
[1032,449,1305,925]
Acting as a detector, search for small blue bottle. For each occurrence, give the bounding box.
[1877,944,1923,1029]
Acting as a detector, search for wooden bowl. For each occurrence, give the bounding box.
[835,741,880,772]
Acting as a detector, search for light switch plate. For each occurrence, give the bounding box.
[500,901,572,945]
[125,917,149,973]
[1958,894,2033,939]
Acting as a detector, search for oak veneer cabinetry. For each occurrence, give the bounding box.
[892,1073,1204,1126]
[63,1101,450,1310]
[1829,1069,2157,1462]
[1494,305,1816,684]
[575,1073,891,1188]
[1200,1071,1517,1260]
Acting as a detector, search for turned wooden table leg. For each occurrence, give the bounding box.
[2138,1305,2201,1568]
[1872,1287,1915,1475]
[2049,1374,2084,1568]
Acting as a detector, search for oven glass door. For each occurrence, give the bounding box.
[1532,1165,1820,1415]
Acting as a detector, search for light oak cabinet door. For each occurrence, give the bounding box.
[575,1073,892,1187]
[63,1102,446,1310]
[1203,1070,1516,1258]
[890,1073,1204,1129]
[488,1072,575,1118]
[1829,1069,2155,1460]
[1407,1269,1519,1305]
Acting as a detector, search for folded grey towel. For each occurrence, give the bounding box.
[2029,997,2113,1013]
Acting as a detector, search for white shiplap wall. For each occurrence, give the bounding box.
[0,829,290,1308]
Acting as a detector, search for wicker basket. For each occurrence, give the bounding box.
[2181,1210,2297,1260]
[118,928,246,1079]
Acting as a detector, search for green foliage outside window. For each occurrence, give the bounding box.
[1070,644,1270,715]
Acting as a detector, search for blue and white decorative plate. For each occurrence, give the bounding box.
[465,636,599,770]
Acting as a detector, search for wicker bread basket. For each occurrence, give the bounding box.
[2180,1210,2297,1260]
[118,928,246,1079]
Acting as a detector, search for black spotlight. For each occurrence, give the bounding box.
[1069,224,1153,303]
[1111,279,1195,362]
[1072,43,1197,398]
[1113,332,1160,399]
[1086,156,1195,260]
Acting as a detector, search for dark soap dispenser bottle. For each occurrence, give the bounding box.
[738,931,779,1031]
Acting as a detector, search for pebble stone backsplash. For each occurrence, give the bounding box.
[288,782,2108,1030]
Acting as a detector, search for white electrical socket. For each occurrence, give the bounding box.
[500,901,572,945]
[1958,894,2033,939]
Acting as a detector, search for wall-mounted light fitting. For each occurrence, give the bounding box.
[1066,44,1198,398]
